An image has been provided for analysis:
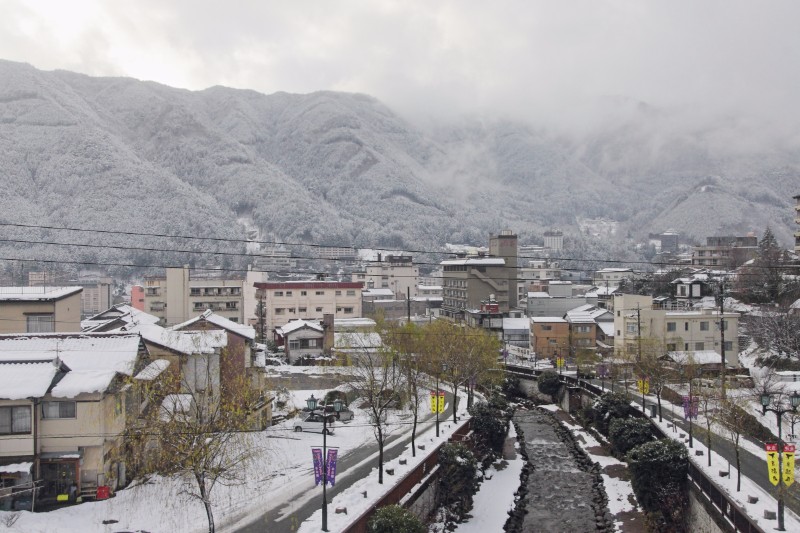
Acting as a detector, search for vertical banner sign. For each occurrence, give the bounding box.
[430,391,437,413]
[783,444,796,487]
[438,391,445,413]
[597,364,607,378]
[691,396,699,418]
[326,449,338,486]
[636,379,643,393]
[312,448,323,486]
[643,378,650,395]
[682,396,690,419]
[766,443,780,486]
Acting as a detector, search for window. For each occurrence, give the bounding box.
[626,324,637,334]
[541,325,552,331]
[301,291,307,296]
[26,314,54,333]
[344,307,354,314]
[299,307,307,313]
[700,321,709,331]
[316,291,325,296]
[274,308,285,315]
[346,290,356,296]
[42,401,76,419]
[667,343,677,351]
[335,291,342,296]
[684,343,689,350]
[548,339,557,345]
[0,406,31,434]
[667,322,676,332]
[694,342,704,351]
[274,291,284,297]
[289,308,296,313]
[190,288,201,296]
[723,341,733,351]
[336,307,342,312]
[289,339,300,349]
[286,291,293,297]
[684,322,689,331]
[315,307,323,312]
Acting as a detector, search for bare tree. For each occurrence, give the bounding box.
[342,331,405,484]
[384,322,427,458]
[636,339,673,422]
[718,396,751,491]
[123,359,262,533]
[696,385,718,467]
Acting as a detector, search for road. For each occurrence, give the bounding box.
[230,394,456,533]
[586,378,800,517]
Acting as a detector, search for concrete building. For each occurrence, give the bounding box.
[691,235,758,269]
[253,281,363,337]
[352,255,419,299]
[143,267,244,325]
[440,257,508,321]
[613,294,740,367]
[0,287,83,334]
[794,194,800,254]
[489,230,518,309]
[517,260,562,303]
[592,268,635,288]
[530,317,570,359]
[543,230,564,251]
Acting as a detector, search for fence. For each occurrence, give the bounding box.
[343,419,472,533]
[507,363,764,533]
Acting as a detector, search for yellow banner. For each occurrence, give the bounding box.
[784,444,796,487]
[430,391,437,413]
[766,444,780,486]
[438,392,445,414]
[643,378,650,395]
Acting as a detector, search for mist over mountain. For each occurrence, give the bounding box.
[0,60,798,274]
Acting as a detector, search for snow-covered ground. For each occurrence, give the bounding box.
[1,378,466,533]
[452,424,524,533]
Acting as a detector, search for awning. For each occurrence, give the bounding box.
[39,451,83,461]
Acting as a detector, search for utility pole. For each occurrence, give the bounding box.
[636,304,642,363]
[407,286,411,322]
[718,280,727,399]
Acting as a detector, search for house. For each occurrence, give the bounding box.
[0,287,83,334]
[81,303,161,333]
[274,319,326,364]
[0,332,147,505]
[660,350,724,375]
[530,317,569,360]
[565,304,615,356]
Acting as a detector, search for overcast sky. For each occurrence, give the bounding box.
[2,1,799,128]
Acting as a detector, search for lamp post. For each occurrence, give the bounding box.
[760,391,800,531]
[306,394,343,532]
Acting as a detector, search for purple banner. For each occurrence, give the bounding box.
[691,396,699,418]
[326,448,338,486]
[597,364,608,378]
[312,448,323,486]
[682,395,699,419]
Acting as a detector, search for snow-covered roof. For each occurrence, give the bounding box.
[0,333,143,398]
[527,292,551,298]
[363,288,394,297]
[790,298,800,310]
[0,360,61,400]
[170,309,255,340]
[134,359,171,381]
[598,322,615,338]
[531,316,567,323]
[441,258,505,266]
[664,350,722,366]
[503,318,531,331]
[334,332,383,349]
[0,462,32,474]
[161,394,194,417]
[417,285,442,291]
[124,323,227,354]
[595,268,633,274]
[276,319,323,336]
[585,286,618,296]
[0,286,82,301]
[82,304,161,332]
[335,318,377,329]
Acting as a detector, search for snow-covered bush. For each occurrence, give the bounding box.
[608,417,653,457]
[627,439,689,531]
[367,504,425,533]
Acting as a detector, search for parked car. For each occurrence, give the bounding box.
[294,412,336,434]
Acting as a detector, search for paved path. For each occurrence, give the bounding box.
[231,395,456,533]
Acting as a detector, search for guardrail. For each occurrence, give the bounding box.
[343,419,472,533]
[507,364,763,533]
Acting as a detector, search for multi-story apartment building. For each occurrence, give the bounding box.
[517,260,563,303]
[592,268,635,288]
[489,230,518,309]
[691,235,758,269]
[613,294,740,367]
[543,230,564,251]
[0,287,83,333]
[253,281,363,337]
[143,267,244,325]
[352,255,419,299]
[440,256,508,320]
[794,194,800,254]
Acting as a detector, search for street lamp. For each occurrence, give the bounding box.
[306,394,343,532]
[760,390,800,531]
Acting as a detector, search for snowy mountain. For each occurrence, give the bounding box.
[0,60,798,272]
